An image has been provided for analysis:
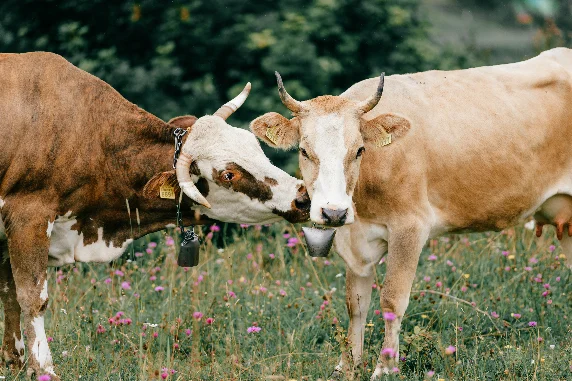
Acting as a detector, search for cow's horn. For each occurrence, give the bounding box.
[213,82,251,121]
[175,151,211,208]
[357,73,385,114]
[275,72,304,113]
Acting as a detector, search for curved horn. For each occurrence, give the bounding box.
[213,82,251,120]
[175,152,211,208]
[357,73,385,114]
[275,71,304,113]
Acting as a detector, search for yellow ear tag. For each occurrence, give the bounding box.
[159,184,176,200]
[374,132,392,148]
[265,126,280,145]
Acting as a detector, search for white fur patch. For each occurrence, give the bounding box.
[13,332,25,362]
[185,118,303,223]
[0,197,4,209]
[309,114,354,224]
[31,316,53,369]
[40,280,48,302]
[46,219,55,238]
[48,214,132,267]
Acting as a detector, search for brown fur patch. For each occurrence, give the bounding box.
[305,95,355,114]
[264,177,278,186]
[212,163,273,202]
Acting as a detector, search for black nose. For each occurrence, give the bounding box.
[294,185,311,211]
[321,208,348,227]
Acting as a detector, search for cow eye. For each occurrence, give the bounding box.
[221,171,235,182]
[356,146,365,159]
[300,148,309,158]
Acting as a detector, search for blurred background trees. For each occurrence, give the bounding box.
[0,0,570,171]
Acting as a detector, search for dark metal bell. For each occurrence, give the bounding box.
[302,226,336,257]
[178,233,200,267]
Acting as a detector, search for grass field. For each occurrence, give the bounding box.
[1,222,570,380]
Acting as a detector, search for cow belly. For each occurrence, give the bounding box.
[47,215,132,267]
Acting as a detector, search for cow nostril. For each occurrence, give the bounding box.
[321,208,348,226]
[295,197,310,210]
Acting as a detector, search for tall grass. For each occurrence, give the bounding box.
[1,223,570,380]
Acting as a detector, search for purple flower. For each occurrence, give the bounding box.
[38,375,51,381]
[135,252,143,257]
[548,245,555,252]
[528,321,537,327]
[381,347,396,358]
[148,242,157,248]
[491,311,500,318]
[154,286,164,292]
[529,257,538,264]
[383,312,397,322]
[445,345,456,355]
[210,224,220,232]
[247,326,262,333]
[193,312,203,320]
[114,270,124,277]
[427,254,437,261]
[121,281,131,290]
[104,278,112,284]
[512,313,521,319]
[423,276,431,282]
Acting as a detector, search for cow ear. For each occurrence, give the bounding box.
[143,170,181,199]
[361,113,411,146]
[168,115,198,129]
[250,112,300,149]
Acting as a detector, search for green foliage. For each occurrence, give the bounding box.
[0,0,481,170]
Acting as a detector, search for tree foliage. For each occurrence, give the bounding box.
[0,0,479,169]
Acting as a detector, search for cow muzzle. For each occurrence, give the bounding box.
[321,207,348,227]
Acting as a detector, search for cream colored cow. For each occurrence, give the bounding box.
[251,47,572,379]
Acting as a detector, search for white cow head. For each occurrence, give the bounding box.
[145,83,310,224]
[250,73,410,226]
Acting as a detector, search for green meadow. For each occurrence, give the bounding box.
[2,222,570,380]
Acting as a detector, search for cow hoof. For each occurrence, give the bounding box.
[27,366,60,381]
[329,366,344,380]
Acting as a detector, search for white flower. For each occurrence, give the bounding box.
[524,220,536,231]
[335,273,343,278]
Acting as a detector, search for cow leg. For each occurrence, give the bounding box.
[371,224,428,380]
[0,242,25,372]
[3,200,58,380]
[331,223,387,379]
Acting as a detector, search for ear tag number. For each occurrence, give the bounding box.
[160,184,176,199]
[374,133,392,148]
[266,126,280,145]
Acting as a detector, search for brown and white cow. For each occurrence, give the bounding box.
[251,47,572,379]
[0,52,309,379]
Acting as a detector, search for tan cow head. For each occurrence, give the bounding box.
[251,73,410,226]
[145,83,310,224]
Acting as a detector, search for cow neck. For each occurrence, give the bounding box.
[76,107,203,247]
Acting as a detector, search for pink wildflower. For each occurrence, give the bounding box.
[193,312,203,320]
[154,286,164,292]
[445,345,456,355]
[383,312,397,321]
[247,326,262,333]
